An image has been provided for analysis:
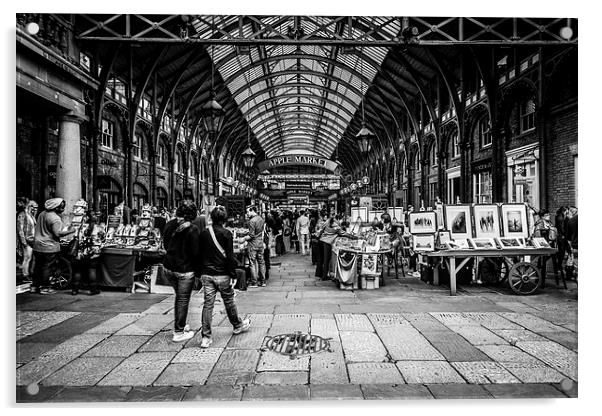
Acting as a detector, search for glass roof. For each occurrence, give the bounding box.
[191,16,396,159]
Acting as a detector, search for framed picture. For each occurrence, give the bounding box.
[437,230,452,246]
[472,204,501,238]
[391,207,404,223]
[532,237,552,248]
[369,210,384,222]
[445,239,470,250]
[500,204,529,238]
[409,211,437,234]
[351,206,368,223]
[412,234,435,252]
[444,204,474,240]
[495,237,524,249]
[469,238,498,249]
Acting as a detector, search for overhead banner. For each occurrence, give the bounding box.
[257,155,339,172]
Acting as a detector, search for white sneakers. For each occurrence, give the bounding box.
[200,337,213,348]
[172,330,194,343]
[233,318,251,335]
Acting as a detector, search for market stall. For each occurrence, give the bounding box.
[331,230,394,290]
[408,202,557,296]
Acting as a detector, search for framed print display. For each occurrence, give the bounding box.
[469,238,497,249]
[500,203,529,238]
[412,234,435,252]
[532,237,552,248]
[495,237,524,249]
[437,230,452,246]
[444,204,474,240]
[369,210,384,222]
[472,204,501,238]
[391,207,404,223]
[446,239,470,250]
[409,211,437,234]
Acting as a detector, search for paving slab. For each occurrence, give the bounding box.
[396,361,466,384]
[361,384,433,400]
[244,313,273,327]
[139,331,186,352]
[254,371,308,385]
[98,352,176,386]
[206,349,260,385]
[17,311,80,340]
[310,318,339,339]
[257,350,310,371]
[182,385,243,401]
[515,341,578,381]
[84,313,143,334]
[16,342,57,364]
[172,347,223,365]
[426,384,493,399]
[310,384,363,400]
[153,363,214,386]
[499,362,566,383]
[499,312,571,333]
[125,386,188,401]
[242,385,310,401]
[114,314,173,336]
[41,357,124,386]
[476,345,541,363]
[402,313,450,332]
[539,331,578,351]
[272,313,311,327]
[483,383,567,398]
[430,312,480,327]
[451,362,521,384]
[447,325,508,346]
[367,313,412,328]
[16,385,64,403]
[20,312,111,344]
[309,341,348,384]
[47,386,131,402]
[461,313,524,330]
[423,331,491,362]
[376,326,445,361]
[83,335,151,357]
[187,326,232,348]
[227,327,269,349]
[335,314,374,331]
[340,331,388,362]
[347,362,404,384]
[489,328,547,344]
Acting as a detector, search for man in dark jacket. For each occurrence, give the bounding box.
[163,201,201,342]
[198,205,250,348]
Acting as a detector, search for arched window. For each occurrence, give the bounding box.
[175,149,184,173]
[520,98,536,133]
[450,131,460,159]
[132,133,142,159]
[158,143,168,168]
[429,143,438,167]
[414,151,421,172]
[156,187,168,208]
[477,117,492,148]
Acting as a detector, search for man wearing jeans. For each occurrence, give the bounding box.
[244,206,266,287]
[162,202,201,342]
[199,206,250,348]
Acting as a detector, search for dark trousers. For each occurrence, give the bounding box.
[71,258,99,291]
[263,248,271,280]
[314,241,324,277]
[321,242,333,280]
[201,274,243,338]
[275,234,285,255]
[33,251,59,289]
[165,268,195,333]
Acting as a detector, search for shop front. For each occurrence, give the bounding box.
[506,143,540,210]
[472,158,493,204]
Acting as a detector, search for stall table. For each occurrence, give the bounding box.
[100,247,165,290]
[333,246,393,289]
[423,247,557,296]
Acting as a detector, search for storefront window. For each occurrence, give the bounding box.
[446,166,461,204]
[473,171,492,204]
[507,144,540,210]
[158,144,168,168]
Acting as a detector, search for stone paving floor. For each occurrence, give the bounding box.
[16,252,578,402]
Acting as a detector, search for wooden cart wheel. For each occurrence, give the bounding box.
[508,261,541,295]
[499,259,511,282]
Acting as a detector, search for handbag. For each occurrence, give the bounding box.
[65,237,79,259]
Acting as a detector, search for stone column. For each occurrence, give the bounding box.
[56,114,84,221]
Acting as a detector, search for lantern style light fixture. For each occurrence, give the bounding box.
[199,19,225,137]
[355,47,376,154]
[242,125,256,168]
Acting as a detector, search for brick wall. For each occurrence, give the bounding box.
[546,104,578,211]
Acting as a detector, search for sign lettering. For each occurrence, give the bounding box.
[258,154,338,172]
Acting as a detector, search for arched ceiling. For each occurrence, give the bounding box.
[75,14,576,176]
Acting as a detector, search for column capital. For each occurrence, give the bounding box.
[60,112,88,124]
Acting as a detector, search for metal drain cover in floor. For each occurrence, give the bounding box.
[263,331,332,358]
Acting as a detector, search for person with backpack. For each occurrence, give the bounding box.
[198,205,250,348]
[162,201,201,342]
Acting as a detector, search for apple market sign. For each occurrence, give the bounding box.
[257,155,339,172]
